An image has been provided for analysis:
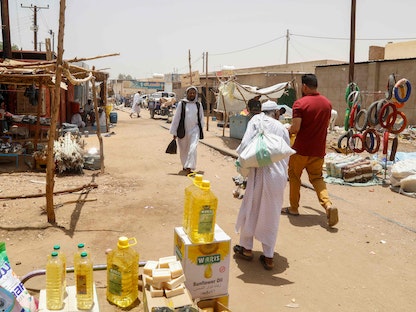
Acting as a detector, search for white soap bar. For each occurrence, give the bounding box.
[152,268,172,283]
[158,255,177,268]
[164,283,185,298]
[143,274,163,289]
[168,260,184,278]
[150,285,164,298]
[165,274,185,290]
[143,260,159,276]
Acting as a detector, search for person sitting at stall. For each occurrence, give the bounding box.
[0,99,11,133]
[94,107,107,127]
[71,108,86,128]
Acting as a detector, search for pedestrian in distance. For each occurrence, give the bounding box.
[286,73,338,227]
[169,86,204,175]
[130,90,141,118]
[233,100,290,270]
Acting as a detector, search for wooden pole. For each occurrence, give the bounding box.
[34,78,42,151]
[205,52,209,131]
[45,0,66,223]
[91,78,105,173]
[349,0,356,83]
[188,49,192,85]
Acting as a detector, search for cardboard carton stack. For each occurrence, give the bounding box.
[174,225,231,308]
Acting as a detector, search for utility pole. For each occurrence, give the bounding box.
[20,3,49,51]
[286,29,289,64]
[1,0,12,59]
[349,0,356,83]
[49,29,55,52]
[188,49,192,85]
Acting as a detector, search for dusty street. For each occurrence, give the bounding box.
[0,108,416,312]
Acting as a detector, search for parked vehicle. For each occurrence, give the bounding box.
[148,91,176,121]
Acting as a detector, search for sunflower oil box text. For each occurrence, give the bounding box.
[174,225,230,300]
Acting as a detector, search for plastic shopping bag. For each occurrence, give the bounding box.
[237,131,295,169]
[0,242,38,311]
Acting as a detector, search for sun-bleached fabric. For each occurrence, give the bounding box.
[170,89,204,170]
[235,112,290,257]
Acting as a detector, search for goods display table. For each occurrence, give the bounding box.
[0,153,19,168]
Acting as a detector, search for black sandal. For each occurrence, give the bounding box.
[259,255,274,270]
[233,245,253,261]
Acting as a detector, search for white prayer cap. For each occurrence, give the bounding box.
[261,100,278,111]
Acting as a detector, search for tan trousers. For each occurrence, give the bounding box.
[288,154,331,211]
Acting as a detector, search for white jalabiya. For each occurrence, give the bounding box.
[170,90,204,170]
[131,92,141,115]
[235,112,289,257]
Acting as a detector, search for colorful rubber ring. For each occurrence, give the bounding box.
[363,128,380,154]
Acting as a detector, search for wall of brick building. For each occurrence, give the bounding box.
[316,58,416,126]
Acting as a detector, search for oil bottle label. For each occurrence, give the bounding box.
[76,274,87,294]
[108,267,122,295]
[198,206,213,234]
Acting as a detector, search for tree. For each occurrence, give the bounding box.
[0,42,20,50]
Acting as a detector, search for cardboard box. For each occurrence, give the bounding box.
[38,284,99,312]
[197,294,231,312]
[143,285,195,312]
[174,225,231,300]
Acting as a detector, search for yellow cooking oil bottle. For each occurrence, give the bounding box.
[183,173,204,234]
[73,243,86,268]
[46,252,64,310]
[53,245,66,290]
[106,237,139,308]
[188,180,218,244]
[75,252,94,310]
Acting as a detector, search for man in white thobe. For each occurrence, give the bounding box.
[234,100,290,270]
[169,86,204,175]
[130,90,141,118]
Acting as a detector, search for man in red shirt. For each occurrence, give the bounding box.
[286,74,338,227]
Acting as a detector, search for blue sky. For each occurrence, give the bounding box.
[6,0,416,79]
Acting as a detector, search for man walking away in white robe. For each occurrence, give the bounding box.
[130,90,141,118]
[234,100,290,270]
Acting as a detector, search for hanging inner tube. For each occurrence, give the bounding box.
[363,128,380,154]
[389,111,408,134]
[354,109,368,132]
[379,102,398,130]
[393,78,411,103]
[386,73,396,100]
[348,133,365,153]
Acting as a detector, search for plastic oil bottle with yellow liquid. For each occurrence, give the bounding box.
[183,173,204,233]
[106,236,139,308]
[187,179,218,244]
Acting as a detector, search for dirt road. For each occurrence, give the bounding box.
[0,108,415,311]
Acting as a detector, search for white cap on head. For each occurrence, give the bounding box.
[261,100,278,111]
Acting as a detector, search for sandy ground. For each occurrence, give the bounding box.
[0,107,416,312]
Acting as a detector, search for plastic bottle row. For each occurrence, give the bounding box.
[46,237,139,310]
[46,243,94,310]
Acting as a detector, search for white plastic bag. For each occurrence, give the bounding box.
[237,117,295,169]
[0,242,37,311]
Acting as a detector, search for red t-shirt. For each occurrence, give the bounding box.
[292,93,332,157]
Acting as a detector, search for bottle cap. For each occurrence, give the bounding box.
[51,251,58,257]
[201,180,210,190]
[117,236,137,249]
[53,245,60,250]
[81,252,88,258]
[78,243,85,249]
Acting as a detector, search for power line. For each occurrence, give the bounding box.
[291,33,416,41]
[210,35,286,56]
